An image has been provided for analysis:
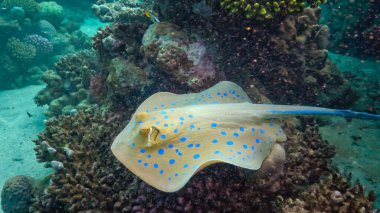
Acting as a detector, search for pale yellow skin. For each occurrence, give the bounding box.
[111,81,286,192]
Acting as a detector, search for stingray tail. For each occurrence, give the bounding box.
[259,105,380,121]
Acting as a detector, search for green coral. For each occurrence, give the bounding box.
[6,37,37,64]
[37,1,64,27]
[1,0,40,18]
[220,0,325,20]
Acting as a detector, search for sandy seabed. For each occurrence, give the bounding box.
[0,85,52,212]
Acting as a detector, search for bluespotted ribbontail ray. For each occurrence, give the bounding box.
[111,81,380,192]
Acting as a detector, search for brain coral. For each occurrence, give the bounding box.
[37,1,64,27]
[1,176,35,213]
[6,37,37,64]
[220,0,326,20]
[1,0,40,18]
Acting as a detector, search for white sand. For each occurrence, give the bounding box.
[0,85,52,212]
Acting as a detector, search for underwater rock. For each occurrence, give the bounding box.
[1,175,35,213]
[34,51,98,117]
[92,0,150,23]
[142,22,222,89]
[9,6,25,22]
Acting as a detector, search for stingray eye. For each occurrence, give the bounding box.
[140,126,160,147]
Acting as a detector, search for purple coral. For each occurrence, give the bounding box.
[24,34,53,56]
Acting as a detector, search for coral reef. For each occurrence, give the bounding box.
[25,0,378,211]
[34,51,98,117]
[32,110,139,212]
[37,1,65,27]
[1,175,35,213]
[30,109,375,211]
[1,0,40,18]
[220,0,325,20]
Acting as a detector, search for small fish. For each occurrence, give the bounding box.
[112,81,379,192]
[145,10,160,23]
[27,112,32,117]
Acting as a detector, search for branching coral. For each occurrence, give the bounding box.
[24,34,53,56]
[32,110,139,212]
[220,0,326,20]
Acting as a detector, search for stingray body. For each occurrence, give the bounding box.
[111,81,380,192]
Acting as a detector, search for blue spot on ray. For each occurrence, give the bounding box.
[154,163,158,168]
[211,123,217,128]
[226,141,234,146]
[180,137,187,142]
[169,159,175,164]
[158,148,165,155]
[193,154,200,159]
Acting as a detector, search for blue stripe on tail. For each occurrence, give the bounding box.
[269,109,380,121]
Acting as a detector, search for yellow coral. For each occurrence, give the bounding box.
[220,0,325,20]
